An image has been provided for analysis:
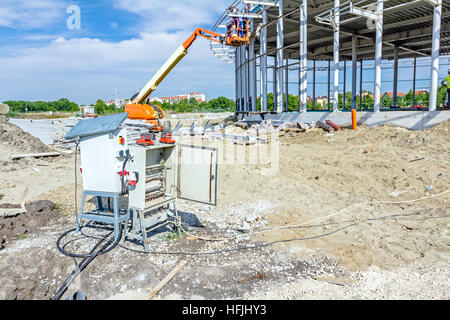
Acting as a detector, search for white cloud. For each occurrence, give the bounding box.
[0,0,66,29]
[0,30,234,104]
[113,0,229,32]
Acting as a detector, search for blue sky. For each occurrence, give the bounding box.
[0,0,448,105]
[0,0,233,105]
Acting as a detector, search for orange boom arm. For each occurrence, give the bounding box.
[183,28,224,50]
[126,23,249,121]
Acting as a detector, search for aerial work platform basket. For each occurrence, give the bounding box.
[225,17,250,47]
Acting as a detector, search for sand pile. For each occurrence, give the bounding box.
[192,120,450,271]
[0,116,53,170]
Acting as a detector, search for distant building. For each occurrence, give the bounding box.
[383,91,406,98]
[415,90,428,95]
[105,99,130,107]
[315,96,328,107]
[80,105,95,114]
[152,92,206,104]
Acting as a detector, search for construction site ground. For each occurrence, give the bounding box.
[0,115,449,300]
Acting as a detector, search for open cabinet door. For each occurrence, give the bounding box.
[177,144,218,205]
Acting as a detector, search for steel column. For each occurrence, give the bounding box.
[360,60,363,110]
[374,0,384,112]
[285,58,289,111]
[249,20,257,112]
[343,60,347,109]
[241,46,246,112]
[333,0,340,112]
[246,46,250,112]
[393,45,399,108]
[273,58,277,110]
[276,0,284,113]
[260,8,268,112]
[313,60,316,110]
[328,59,331,110]
[429,0,442,112]
[351,34,357,109]
[235,47,240,112]
[299,0,308,112]
[412,56,417,108]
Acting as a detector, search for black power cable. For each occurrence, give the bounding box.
[52,226,122,300]
[73,209,450,256]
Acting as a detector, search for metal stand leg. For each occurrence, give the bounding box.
[121,209,130,245]
[76,192,87,234]
[138,210,149,252]
[97,196,104,212]
[173,200,180,235]
[113,196,120,242]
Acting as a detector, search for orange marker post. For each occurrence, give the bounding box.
[351,109,357,130]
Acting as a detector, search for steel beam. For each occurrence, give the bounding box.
[243,0,279,7]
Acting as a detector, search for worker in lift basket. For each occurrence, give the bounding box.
[441,71,450,107]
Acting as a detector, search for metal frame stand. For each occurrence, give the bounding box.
[76,190,129,243]
[126,197,179,252]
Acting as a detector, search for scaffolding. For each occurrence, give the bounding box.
[211,0,450,113]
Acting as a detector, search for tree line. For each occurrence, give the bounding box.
[3,96,236,115]
[257,87,447,111]
[3,86,447,115]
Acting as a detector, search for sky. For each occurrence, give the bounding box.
[0,1,448,106]
[0,0,234,105]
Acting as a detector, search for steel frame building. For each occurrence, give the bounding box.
[210,0,449,114]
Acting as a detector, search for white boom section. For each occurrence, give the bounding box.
[132,45,188,104]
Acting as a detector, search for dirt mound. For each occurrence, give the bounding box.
[0,200,62,250]
[0,116,54,170]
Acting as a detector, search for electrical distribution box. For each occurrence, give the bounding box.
[79,128,129,194]
[128,143,218,211]
[126,143,218,250]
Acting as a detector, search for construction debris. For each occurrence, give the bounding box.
[363,140,381,154]
[0,203,26,218]
[312,276,356,287]
[325,120,342,131]
[316,121,334,132]
[238,271,266,283]
[10,152,61,160]
[147,260,187,300]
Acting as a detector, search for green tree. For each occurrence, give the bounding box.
[94,99,107,114]
[208,96,235,112]
[437,85,447,106]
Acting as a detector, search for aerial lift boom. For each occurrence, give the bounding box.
[125,24,249,122]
